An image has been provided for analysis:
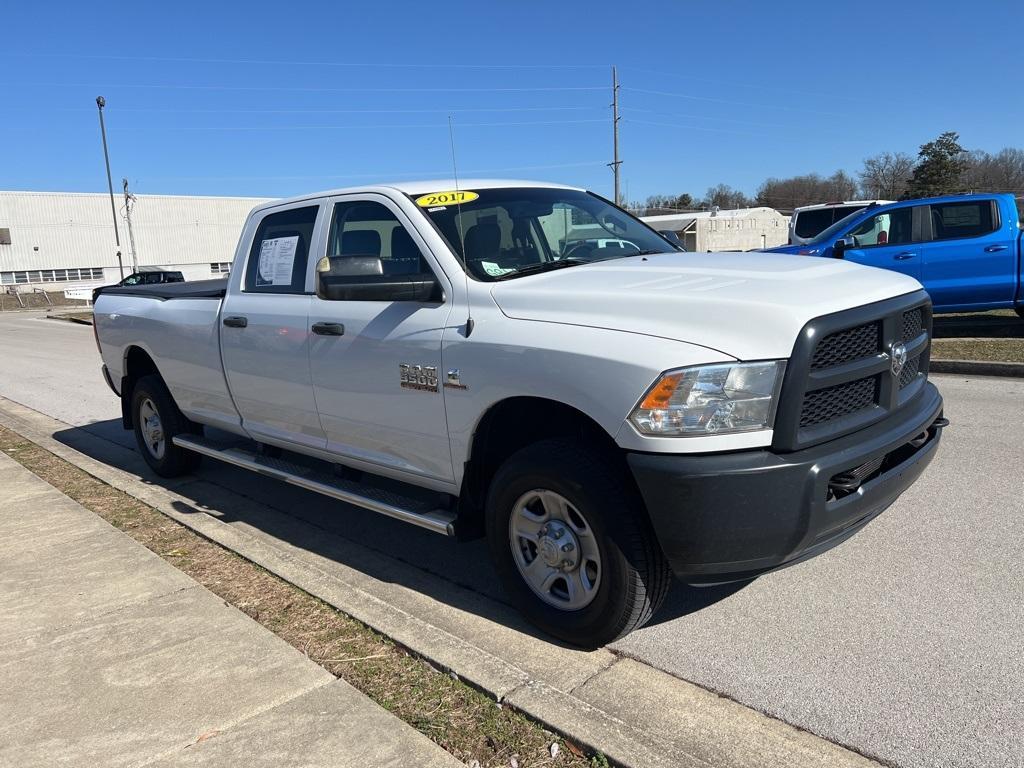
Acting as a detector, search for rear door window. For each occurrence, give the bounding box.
[244,205,320,294]
[929,201,998,240]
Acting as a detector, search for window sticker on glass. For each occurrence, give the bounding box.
[480,261,515,277]
[414,190,479,208]
[257,236,299,286]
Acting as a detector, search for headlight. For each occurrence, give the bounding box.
[630,361,785,436]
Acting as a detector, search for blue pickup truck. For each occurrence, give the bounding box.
[764,193,1024,315]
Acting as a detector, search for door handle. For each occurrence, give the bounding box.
[984,245,1009,252]
[311,321,345,336]
[222,315,248,328]
[893,252,916,261]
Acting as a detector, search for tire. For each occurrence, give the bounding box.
[1015,306,1024,320]
[131,374,202,478]
[485,439,671,648]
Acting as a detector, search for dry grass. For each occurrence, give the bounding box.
[931,338,1024,363]
[0,425,607,768]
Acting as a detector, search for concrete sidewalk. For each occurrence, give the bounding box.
[0,451,463,768]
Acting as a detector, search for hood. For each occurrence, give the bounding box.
[762,243,826,256]
[489,251,923,360]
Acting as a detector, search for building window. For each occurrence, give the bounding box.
[0,267,105,285]
[211,262,231,275]
[0,228,11,245]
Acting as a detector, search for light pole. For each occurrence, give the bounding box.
[96,96,124,280]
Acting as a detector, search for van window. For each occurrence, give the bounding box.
[244,206,319,293]
[794,205,866,240]
[930,201,997,240]
[793,209,835,239]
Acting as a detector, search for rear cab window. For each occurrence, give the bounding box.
[929,201,998,241]
[243,205,320,294]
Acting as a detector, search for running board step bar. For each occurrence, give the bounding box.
[172,435,456,536]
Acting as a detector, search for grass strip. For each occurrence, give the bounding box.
[0,424,609,768]
[930,338,1024,363]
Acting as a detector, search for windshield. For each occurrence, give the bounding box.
[412,187,674,281]
[805,208,868,246]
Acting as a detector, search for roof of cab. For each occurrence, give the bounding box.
[253,178,583,213]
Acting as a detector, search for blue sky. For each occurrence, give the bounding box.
[2,0,1020,203]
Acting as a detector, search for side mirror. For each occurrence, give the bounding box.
[317,271,442,302]
[833,236,854,259]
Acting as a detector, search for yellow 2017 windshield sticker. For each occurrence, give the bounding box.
[414,190,479,207]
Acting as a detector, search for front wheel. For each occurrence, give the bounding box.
[131,374,202,478]
[485,439,670,648]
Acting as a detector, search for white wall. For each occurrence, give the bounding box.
[0,191,270,289]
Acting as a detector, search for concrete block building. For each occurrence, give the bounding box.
[642,207,790,252]
[0,191,271,291]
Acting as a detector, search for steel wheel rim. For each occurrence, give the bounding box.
[508,489,601,611]
[139,398,166,460]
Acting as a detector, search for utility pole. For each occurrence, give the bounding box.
[122,178,139,273]
[609,66,622,206]
[96,96,125,280]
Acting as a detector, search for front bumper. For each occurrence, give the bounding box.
[627,381,944,582]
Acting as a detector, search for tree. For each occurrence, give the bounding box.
[755,171,856,210]
[859,152,914,199]
[702,184,751,210]
[632,192,696,216]
[904,131,968,199]
[960,147,1024,194]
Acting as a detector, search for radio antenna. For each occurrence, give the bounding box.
[448,115,474,337]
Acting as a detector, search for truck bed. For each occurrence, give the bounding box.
[97,278,228,301]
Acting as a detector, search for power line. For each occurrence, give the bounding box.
[3,52,610,70]
[625,106,785,129]
[52,105,604,115]
[107,118,608,132]
[141,160,611,182]
[625,118,764,137]
[10,81,607,94]
[622,87,842,117]
[619,66,834,99]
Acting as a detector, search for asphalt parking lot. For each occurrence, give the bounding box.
[2,311,1022,768]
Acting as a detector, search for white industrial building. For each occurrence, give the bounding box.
[642,207,790,252]
[0,191,271,291]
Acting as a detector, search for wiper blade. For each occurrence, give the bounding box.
[491,258,589,281]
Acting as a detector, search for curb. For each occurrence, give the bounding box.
[930,359,1024,377]
[0,396,882,768]
[46,313,94,326]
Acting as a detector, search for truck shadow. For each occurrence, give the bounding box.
[932,312,1024,339]
[52,420,748,646]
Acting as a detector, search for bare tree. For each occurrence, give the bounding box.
[755,171,855,210]
[702,184,752,210]
[631,192,696,216]
[859,152,914,199]
[961,148,1024,194]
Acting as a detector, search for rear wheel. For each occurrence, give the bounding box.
[131,374,201,477]
[485,439,670,648]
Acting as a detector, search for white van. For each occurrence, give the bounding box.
[789,200,893,245]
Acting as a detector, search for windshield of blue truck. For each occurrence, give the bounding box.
[411,187,674,281]
[806,209,867,246]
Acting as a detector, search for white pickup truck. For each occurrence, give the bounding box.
[93,179,946,646]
